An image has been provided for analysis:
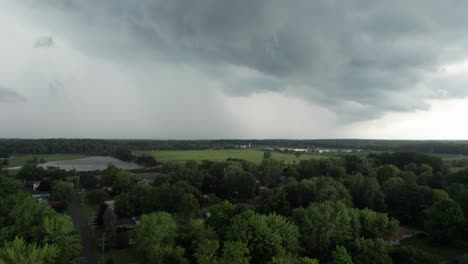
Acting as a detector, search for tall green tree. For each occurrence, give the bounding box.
[292,201,360,257]
[112,171,135,195]
[259,159,284,186]
[0,237,58,264]
[9,197,55,242]
[424,199,465,243]
[331,246,353,264]
[376,165,399,184]
[41,215,81,264]
[226,211,299,264]
[219,241,250,264]
[453,187,468,217]
[269,255,319,264]
[347,238,391,264]
[114,193,136,218]
[285,179,316,208]
[224,163,256,198]
[344,174,385,211]
[207,201,237,239]
[314,177,352,206]
[50,181,73,207]
[256,187,290,215]
[178,219,217,261]
[298,159,320,179]
[0,175,22,198]
[194,240,250,264]
[136,212,187,263]
[194,240,219,264]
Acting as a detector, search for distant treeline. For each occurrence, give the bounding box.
[2,138,468,157]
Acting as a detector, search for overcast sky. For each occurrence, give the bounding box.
[2,1,468,139]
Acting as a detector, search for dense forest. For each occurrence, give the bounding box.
[3,139,468,158]
[3,151,467,263]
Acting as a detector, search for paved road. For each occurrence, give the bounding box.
[69,192,97,264]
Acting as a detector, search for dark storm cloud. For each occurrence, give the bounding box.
[0,87,26,103]
[21,0,468,120]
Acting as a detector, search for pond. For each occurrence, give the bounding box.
[39,156,144,171]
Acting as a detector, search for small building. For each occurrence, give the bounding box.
[32,192,50,202]
[104,200,115,209]
[37,179,51,192]
[102,186,113,192]
[32,181,41,191]
[116,216,141,229]
[139,178,154,185]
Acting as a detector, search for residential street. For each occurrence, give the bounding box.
[69,191,97,264]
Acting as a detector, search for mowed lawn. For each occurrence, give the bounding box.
[136,149,330,164]
[7,154,89,168]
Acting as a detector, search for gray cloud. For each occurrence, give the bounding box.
[0,87,26,103]
[35,36,54,48]
[12,0,468,122]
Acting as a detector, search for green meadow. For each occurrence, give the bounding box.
[136,149,330,164]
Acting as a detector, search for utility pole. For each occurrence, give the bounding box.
[82,188,85,206]
[102,231,105,264]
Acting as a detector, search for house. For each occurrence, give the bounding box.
[102,186,113,192]
[32,181,41,191]
[117,218,138,229]
[116,216,141,229]
[32,192,50,202]
[139,178,154,185]
[24,180,42,191]
[104,200,115,209]
[36,179,51,192]
[133,216,141,225]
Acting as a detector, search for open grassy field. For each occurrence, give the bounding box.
[136,149,331,164]
[6,154,89,168]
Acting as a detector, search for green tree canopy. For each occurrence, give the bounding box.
[293,201,360,256]
[376,165,399,184]
[207,201,237,239]
[347,238,391,264]
[269,255,319,264]
[41,215,81,264]
[50,181,72,206]
[223,163,256,199]
[112,171,135,195]
[344,174,385,211]
[331,246,353,264]
[136,212,186,263]
[293,201,397,258]
[424,199,465,243]
[226,210,300,264]
[0,237,58,264]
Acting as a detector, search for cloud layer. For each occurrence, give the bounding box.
[2,1,468,138]
[0,87,26,103]
[21,1,468,118]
